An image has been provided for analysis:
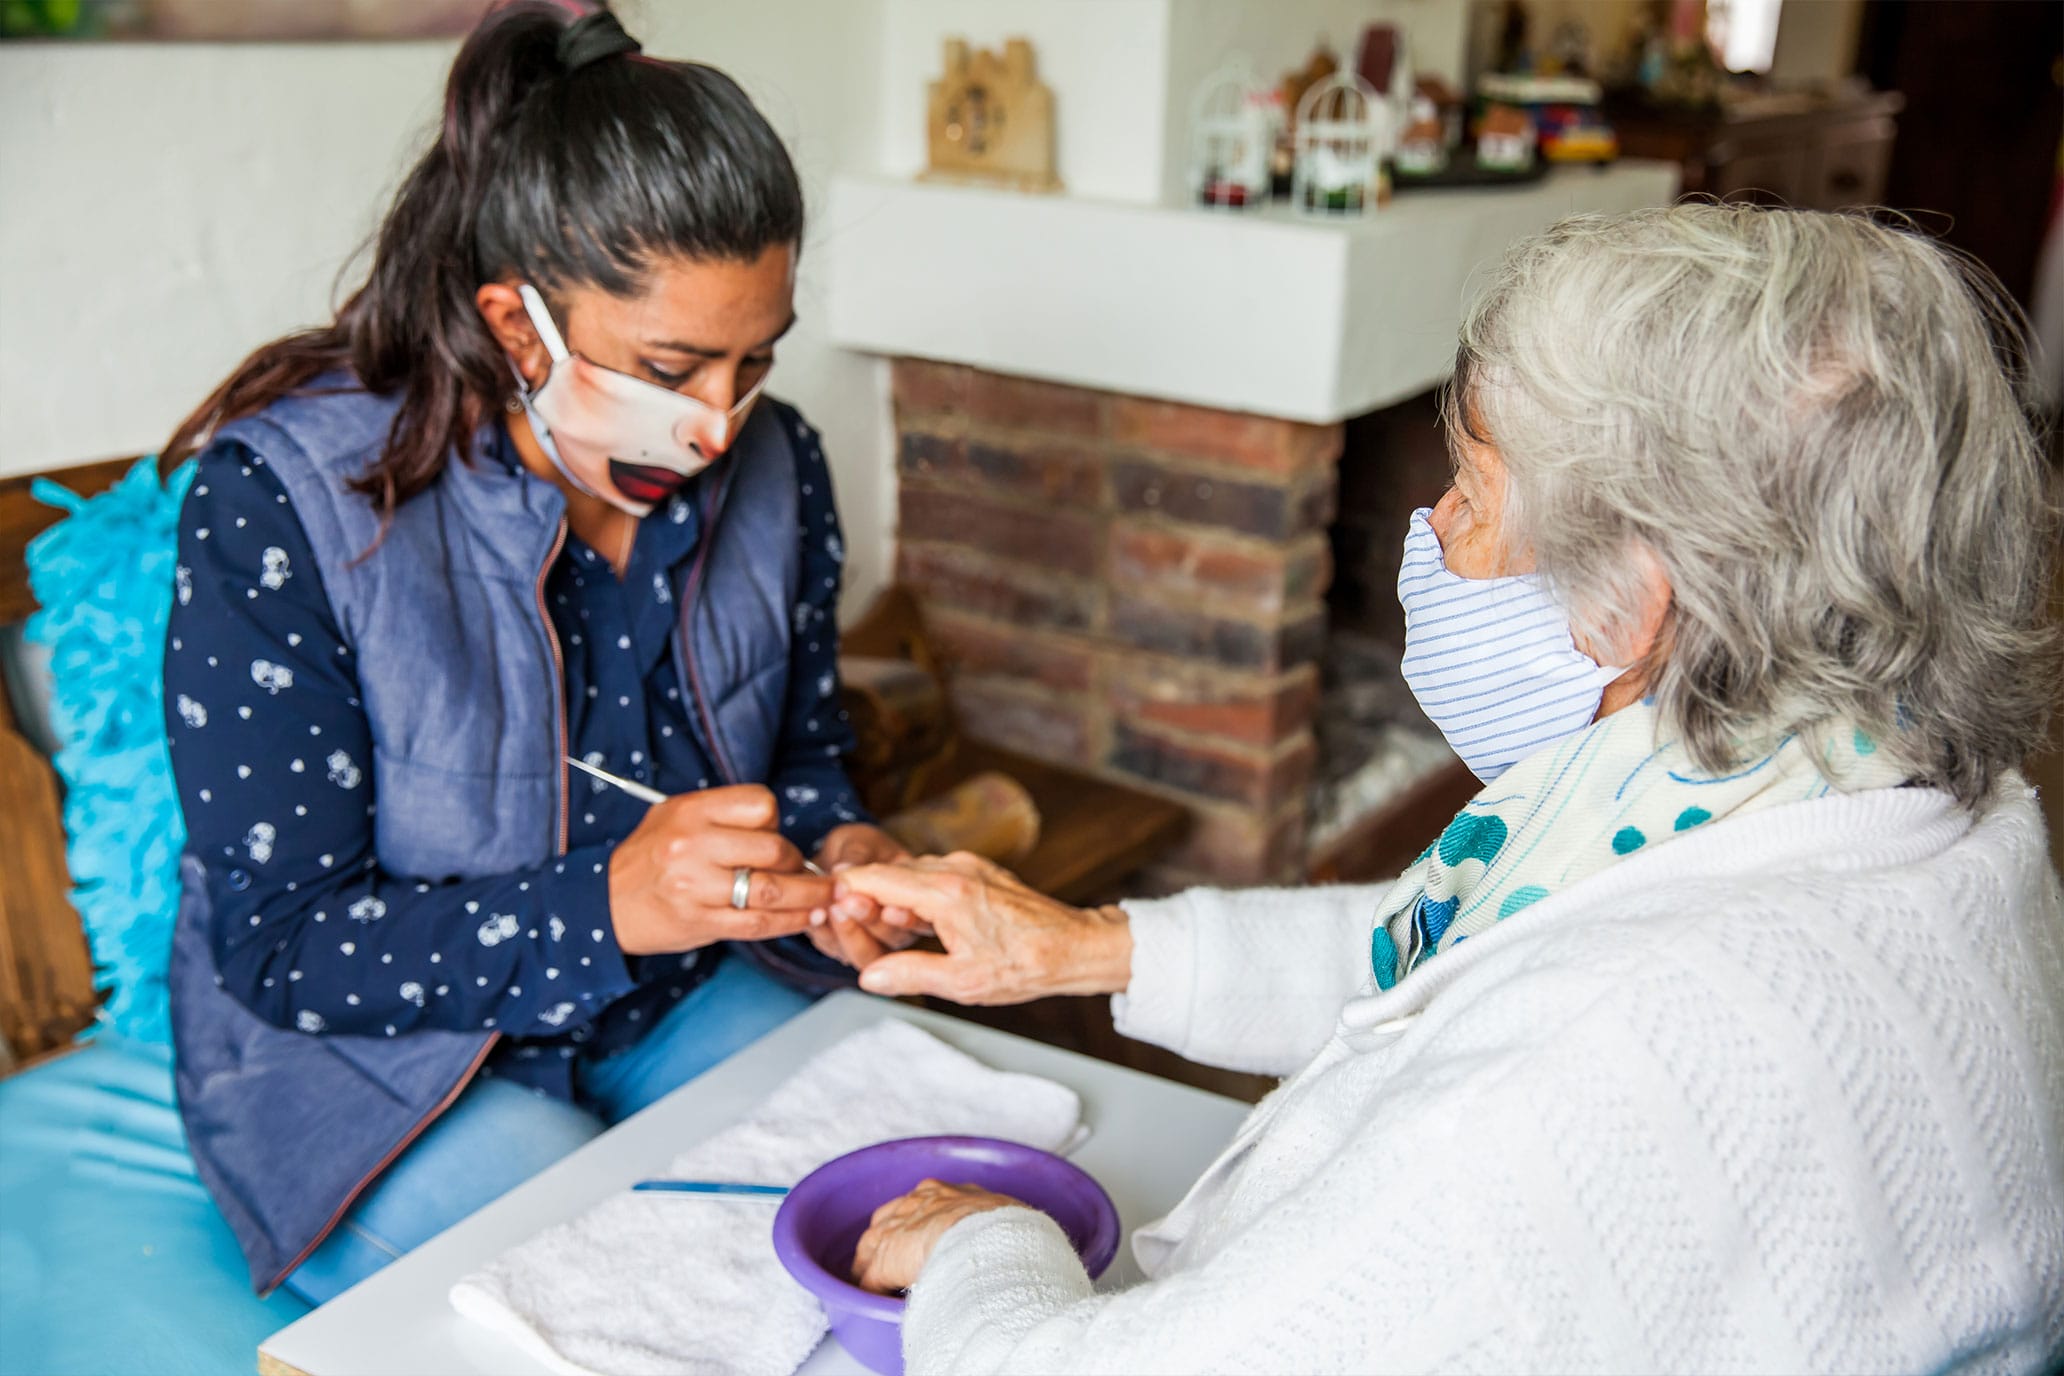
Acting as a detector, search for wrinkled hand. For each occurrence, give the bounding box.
[804,824,921,969]
[833,853,1133,1004]
[851,1179,1022,1295]
[608,785,835,956]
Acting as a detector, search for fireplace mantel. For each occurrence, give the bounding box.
[825,162,1679,425]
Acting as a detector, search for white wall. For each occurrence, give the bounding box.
[0,41,454,474]
[0,0,898,606]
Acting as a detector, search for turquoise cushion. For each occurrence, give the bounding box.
[0,1039,309,1375]
[24,457,194,1044]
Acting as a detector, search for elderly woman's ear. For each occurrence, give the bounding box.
[1576,540,1674,717]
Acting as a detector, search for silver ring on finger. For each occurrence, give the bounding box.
[731,866,753,910]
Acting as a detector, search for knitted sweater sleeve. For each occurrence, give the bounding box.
[907,940,1675,1374]
[1110,882,1391,1075]
[900,1036,1528,1375]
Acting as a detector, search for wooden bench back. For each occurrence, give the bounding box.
[0,459,128,1064]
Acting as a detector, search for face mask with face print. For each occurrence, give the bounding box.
[511,283,768,517]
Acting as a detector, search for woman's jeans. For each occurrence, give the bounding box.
[284,954,815,1304]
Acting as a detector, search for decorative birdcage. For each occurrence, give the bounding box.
[1292,72,1388,217]
[1188,59,1275,211]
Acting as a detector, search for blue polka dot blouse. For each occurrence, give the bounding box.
[163,419,870,1096]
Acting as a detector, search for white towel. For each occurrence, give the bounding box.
[450,1019,1082,1376]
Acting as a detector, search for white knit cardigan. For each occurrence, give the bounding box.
[903,780,2064,1374]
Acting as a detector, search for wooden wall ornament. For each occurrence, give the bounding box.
[923,37,1062,193]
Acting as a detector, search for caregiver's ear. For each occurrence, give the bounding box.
[475,281,548,386]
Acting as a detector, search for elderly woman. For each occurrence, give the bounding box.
[831,205,2064,1373]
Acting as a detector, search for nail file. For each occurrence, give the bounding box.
[563,755,829,877]
[631,1179,790,1198]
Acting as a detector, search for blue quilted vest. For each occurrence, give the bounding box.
[168,377,803,1292]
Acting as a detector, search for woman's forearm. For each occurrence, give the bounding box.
[1068,905,1134,997]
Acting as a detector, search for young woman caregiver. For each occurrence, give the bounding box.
[160,2,909,1301]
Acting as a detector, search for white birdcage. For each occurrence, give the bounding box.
[1292,72,1388,217]
[1188,59,1274,211]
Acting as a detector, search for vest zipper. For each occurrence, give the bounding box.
[538,517,571,850]
[679,472,740,785]
[261,515,573,1297]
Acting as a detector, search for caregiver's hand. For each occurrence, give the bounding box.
[608,785,835,956]
[806,823,923,969]
[834,853,1133,1004]
[851,1179,1022,1295]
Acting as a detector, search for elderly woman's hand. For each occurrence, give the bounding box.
[851,1179,1023,1295]
[833,853,1133,1004]
[803,823,924,969]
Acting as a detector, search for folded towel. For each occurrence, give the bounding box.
[450,1019,1082,1376]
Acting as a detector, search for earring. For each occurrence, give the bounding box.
[504,395,523,414]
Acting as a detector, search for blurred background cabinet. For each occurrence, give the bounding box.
[1605,88,1901,209]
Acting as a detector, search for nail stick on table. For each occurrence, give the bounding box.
[632,1179,790,1198]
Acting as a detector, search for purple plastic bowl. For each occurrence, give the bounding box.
[772,1135,1120,1375]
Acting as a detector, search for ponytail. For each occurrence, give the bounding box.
[162,1,804,521]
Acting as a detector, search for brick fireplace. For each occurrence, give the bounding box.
[890,359,1351,889]
[830,168,1677,889]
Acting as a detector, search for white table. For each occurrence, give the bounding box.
[258,993,1250,1375]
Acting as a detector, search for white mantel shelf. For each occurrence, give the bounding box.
[825,162,1679,424]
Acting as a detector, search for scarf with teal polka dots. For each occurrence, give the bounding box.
[1370,703,1906,990]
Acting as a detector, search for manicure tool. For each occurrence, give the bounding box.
[631,1179,791,1198]
[565,755,828,876]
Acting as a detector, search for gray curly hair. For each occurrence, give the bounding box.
[1450,203,2060,807]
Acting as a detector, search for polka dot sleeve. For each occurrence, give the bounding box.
[164,443,635,1040]
[767,418,872,856]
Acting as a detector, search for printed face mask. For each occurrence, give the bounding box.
[1396,507,1625,782]
[511,283,767,517]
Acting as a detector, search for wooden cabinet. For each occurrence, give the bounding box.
[1607,90,1902,211]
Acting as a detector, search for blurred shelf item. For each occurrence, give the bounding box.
[923,37,1061,194]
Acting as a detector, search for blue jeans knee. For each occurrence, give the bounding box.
[576,949,819,1124]
[282,1076,603,1305]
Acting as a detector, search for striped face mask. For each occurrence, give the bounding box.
[1396,508,1625,783]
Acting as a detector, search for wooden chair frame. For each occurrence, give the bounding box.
[0,459,130,1065]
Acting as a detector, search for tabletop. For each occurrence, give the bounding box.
[257,991,1251,1376]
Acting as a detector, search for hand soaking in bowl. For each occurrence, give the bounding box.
[772,1136,1119,1375]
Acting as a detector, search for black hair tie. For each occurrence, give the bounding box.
[558,9,641,72]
